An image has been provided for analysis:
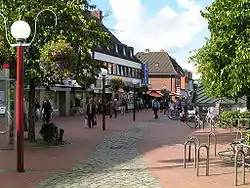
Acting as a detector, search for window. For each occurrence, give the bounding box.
[107,63,112,74]
[116,65,120,75]
[155,63,159,67]
[115,44,119,53]
[130,49,133,57]
[132,68,135,77]
[112,64,116,75]
[120,66,124,76]
[123,46,126,56]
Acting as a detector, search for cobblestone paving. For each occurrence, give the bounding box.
[38,121,162,188]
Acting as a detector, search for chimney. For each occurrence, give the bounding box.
[160,49,164,52]
[91,9,103,22]
[145,49,150,53]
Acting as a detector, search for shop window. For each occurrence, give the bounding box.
[112,64,116,75]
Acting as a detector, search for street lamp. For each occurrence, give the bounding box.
[101,68,108,130]
[132,79,138,121]
[163,85,167,101]
[0,9,57,173]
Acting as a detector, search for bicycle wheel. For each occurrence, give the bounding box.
[186,115,198,128]
[168,110,176,120]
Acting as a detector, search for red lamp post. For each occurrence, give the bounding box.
[1,10,57,173]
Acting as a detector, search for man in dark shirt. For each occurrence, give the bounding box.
[41,98,53,124]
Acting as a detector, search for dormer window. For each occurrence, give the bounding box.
[115,44,119,53]
[123,46,126,56]
[130,48,134,57]
[155,63,159,67]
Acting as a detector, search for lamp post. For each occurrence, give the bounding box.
[163,85,167,102]
[132,79,138,121]
[101,68,108,130]
[0,10,57,173]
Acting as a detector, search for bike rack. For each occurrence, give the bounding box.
[236,131,243,140]
[197,145,209,176]
[189,136,200,146]
[183,140,197,168]
[234,149,246,186]
[208,132,217,156]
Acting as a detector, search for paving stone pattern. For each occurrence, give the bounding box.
[38,121,162,188]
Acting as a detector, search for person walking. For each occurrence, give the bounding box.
[121,98,126,115]
[75,97,82,115]
[86,99,96,128]
[152,98,160,119]
[35,98,41,121]
[110,98,118,118]
[41,98,53,124]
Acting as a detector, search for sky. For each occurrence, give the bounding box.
[90,0,214,79]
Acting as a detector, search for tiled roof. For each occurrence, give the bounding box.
[194,84,235,105]
[135,52,183,75]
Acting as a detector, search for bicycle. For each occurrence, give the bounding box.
[167,107,180,120]
[186,106,204,129]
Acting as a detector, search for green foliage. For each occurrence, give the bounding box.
[190,0,250,101]
[139,85,149,93]
[40,39,77,81]
[110,78,125,92]
[123,85,131,93]
[220,110,250,128]
[0,0,111,86]
[0,39,10,64]
[39,122,58,142]
[160,89,170,97]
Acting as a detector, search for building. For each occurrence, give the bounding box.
[136,49,191,97]
[91,10,142,94]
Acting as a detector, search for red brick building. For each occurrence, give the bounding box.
[136,49,190,94]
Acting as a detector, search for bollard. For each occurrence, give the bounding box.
[236,131,243,140]
[183,140,197,168]
[235,149,246,186]
[208,132,217,156]
[197,145,209,176]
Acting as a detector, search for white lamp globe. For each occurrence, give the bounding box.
[101,68,108,76]
[10,20,31,41]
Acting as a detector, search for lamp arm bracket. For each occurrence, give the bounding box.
[28,9,58,45]
[0,12,13,46]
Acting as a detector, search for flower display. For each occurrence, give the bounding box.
[40,40,77,81]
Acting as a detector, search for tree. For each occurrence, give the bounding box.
[110,78,125,93]
[0,0,110,141]
[190,0,250,109]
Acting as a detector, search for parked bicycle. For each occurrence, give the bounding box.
[186,106,204,129]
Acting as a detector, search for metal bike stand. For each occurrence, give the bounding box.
[189,136,200,146]
[234,149,246,186]
[183,140,197,168]
[236,131,243,140]
[197,145,209,176]
[188,137,200,162]
[208,132,217,156]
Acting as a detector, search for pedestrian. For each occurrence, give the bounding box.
[86,99,96,128]
[35,98,41,121]
[75,97,82,115]
[152,98,160,119]
[41,98,53,124]
[121,98,126,115]
[110,98,118,118]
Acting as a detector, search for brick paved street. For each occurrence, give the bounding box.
[0,110,249,187]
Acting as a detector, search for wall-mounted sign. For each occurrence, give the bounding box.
[142,63,149,84]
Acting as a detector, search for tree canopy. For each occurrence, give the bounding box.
[190,0,250,102]
[0,0,110,86]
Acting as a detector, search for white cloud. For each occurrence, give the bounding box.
[109,0,210,78]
